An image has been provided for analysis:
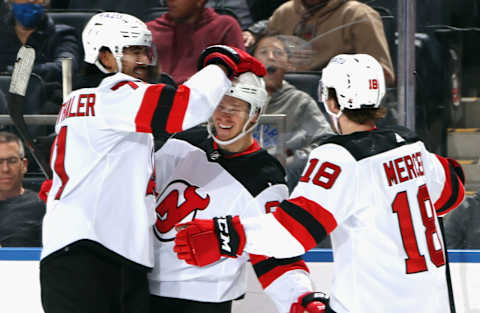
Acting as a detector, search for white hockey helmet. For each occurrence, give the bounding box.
[319,54,385,110]
[208,72,269,146]
[82,12,157,74]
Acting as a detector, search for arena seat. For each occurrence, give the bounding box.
[143,6,167,22]
[0,75,10,97]
[46,9,103,36]
[284,71,322,102]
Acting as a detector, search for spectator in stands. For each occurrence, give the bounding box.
[444,190,480,249]
[243,0,395,85]
[0,131,45,247]
[251,33,333,191]
[0,0,82,113]
[146,0,245,84]
[205,0,288,29]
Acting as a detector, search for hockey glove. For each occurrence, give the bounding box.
[197,45,266,79]
[38,179,53,204]
[290,292,329,313]
[174,215,246,266]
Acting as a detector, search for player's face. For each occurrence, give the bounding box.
[254,37,288,94]
[166,0,203,21]
[0,142,27,195]
[121,46,153,81]
[212,96,251,142]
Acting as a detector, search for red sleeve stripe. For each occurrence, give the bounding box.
[288,197,338,234]
[251,254,309,289]
[135,84,165,133]
[165,85,191,133]
[434,155,465,215]
[272,197,337,251]
[111,81,139,91]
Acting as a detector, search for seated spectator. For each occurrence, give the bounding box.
[0,131,45,247]
[243,0,395,85]
[0,0,83,113]
[444,190,480,249]
[146,0,244,84]
[206,0,288,29]
[251,33,333,191]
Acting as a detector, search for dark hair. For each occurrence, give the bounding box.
[328,88,386,124]
[0,131,25,157]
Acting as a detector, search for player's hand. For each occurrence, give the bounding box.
[242,31,256,47]
[38,179,53,203]
[290,292,329,313]
[174,216,246,266]
[197,45,266,79]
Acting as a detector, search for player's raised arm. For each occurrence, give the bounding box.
[149,45,267,135]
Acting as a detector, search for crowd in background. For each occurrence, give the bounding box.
[0,0,479,249]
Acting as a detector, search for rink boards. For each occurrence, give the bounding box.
[1,248,479,313]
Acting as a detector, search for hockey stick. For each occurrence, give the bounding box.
[438,216,456,313]
[7,46,52,179]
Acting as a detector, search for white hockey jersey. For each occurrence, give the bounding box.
[41,66,230,268]
[149,127,313,313]
[241,126,465,313]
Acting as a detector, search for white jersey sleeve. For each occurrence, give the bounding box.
[248,185,314,313]
[421,150,465,216]
[243,143,354,257]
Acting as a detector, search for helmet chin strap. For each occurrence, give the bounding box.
[323,101,343,135]
[207,118,259,147]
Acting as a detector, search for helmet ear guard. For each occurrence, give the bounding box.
[208,72,269,146]
[82,12,156,74]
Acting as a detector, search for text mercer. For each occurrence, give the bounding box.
[383,152,425,186]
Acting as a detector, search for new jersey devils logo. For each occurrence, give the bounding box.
[154,179,210,241]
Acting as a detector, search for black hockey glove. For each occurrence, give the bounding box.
[197,45,266,79]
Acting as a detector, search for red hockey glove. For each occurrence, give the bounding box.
[197,45,266,79]
[38,179,53,203]
[290,292,329,313]
[174,215,246,266]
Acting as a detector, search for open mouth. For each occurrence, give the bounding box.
[218,123,233,130]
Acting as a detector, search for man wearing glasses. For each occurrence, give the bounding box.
[0,131,45,247]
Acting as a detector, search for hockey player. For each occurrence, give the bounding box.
[149,71,314,313]
[173,54,466,313]
[39,12,266,313]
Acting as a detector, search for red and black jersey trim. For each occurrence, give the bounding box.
[273,198,337,251]
[434,155,465,216]
[135,84,190,136]
[251,254,309,289]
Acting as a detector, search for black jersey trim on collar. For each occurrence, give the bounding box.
[173,127,286,197]
[321,125,421,161]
